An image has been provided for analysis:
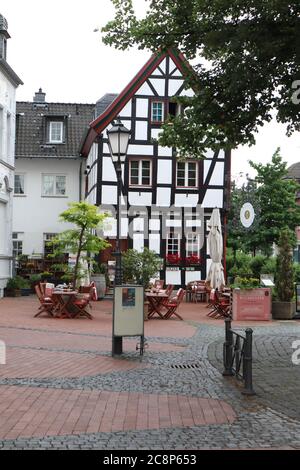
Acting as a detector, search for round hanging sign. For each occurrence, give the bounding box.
[240,202,255,228]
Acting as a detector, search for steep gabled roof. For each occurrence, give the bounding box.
[80,48,193,157]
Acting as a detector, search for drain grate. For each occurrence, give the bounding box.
[170,363,201,370]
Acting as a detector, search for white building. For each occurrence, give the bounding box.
[80,49,231,287]
[13,90,94,258]
[0,14,22,297]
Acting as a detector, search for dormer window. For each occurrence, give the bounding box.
[49,121,63,143]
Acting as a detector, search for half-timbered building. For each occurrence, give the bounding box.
[80,49,231,287]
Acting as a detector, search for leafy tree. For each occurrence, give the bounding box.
[275,228,294,302]
[50,202,110,289]
[249,149,300,253]
[102,1,300,157]
[122,248,162,288]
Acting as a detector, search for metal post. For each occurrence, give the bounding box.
[114,164,122,286]
[223,318,234,376]
[242,328,255,395]
[112,162,123,355]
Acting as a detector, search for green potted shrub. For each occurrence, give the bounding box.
[19,277,31,296]
[4,276,24,297]
[122,248,162,320]
[272,229,296,319]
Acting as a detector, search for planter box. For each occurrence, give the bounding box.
[272,301,295,320]
[4,288,21,297]
[232,288,271,321]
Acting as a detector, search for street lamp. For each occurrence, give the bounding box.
[107,118,130,355]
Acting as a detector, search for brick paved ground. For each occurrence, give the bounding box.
[0,295,299,449]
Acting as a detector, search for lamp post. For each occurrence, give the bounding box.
[107,118,130,355]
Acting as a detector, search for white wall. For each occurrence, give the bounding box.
[13,158,81,256]
[0,68,17,297]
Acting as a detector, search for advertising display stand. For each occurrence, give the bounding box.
[112,285,145,356]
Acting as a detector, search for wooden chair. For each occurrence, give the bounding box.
[34,284,55,317]
[73,287,93,319]
[163,288,186,320]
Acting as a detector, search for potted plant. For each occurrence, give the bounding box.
[122,248,162,320]
[272,229,296,319]
[19,277,31,296]
[4,276,24,297]
[29,273,42,290]
[90,262,107,300]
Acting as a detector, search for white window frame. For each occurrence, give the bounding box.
[186,233,201,257]
[151,100,164,123]
[129,159,152,187]
[166,232,180,255]
[176,161,198,188]
[42,174,67,197]
[14,173,26,195]
[49,121,63,143]
[12,232,23,258]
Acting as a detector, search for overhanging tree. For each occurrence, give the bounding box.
[249,148,300,253]
[102,1,300,157]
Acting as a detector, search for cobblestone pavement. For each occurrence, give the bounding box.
[0,297,300,449]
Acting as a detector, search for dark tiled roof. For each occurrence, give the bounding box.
[286,162,300,181]
[95,93,117,118]
[16,101,95,159]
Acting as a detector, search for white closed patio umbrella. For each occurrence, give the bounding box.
[206,208,225,289]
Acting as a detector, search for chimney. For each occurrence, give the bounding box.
[0,14,10,60]
[33,88,46,103]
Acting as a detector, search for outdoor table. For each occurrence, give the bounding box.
[146,292,169,319]
[52,291,92,319]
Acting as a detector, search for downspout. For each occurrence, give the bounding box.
[79,159,82,201]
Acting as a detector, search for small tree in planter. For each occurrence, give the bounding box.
[122,248,162,320]
[272,228,295,319]
[122,248,162,288]
[49,202,110,290]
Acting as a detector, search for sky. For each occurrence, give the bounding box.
[1,0,300,182]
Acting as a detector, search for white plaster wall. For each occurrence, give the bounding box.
[175,193,199,207]
[136,98,148,118]
[135,121,148,140]
[0,67,18,296]
[185,271,201,283]
[201,189,224,208]
[165,269,181,285]
[13,158,81,255]
[168,79,184,97]
[157,159,172,184]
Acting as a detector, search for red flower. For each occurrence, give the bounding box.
[166,254,181,264]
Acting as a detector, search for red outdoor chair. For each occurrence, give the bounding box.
[73,287,93,319]
[163,288,186,320]
[34,284,55,317]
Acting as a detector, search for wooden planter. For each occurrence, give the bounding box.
[232,288,271,321]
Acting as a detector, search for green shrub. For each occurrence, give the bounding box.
[231,276,260,289]
[6,276,25,290]
[250,255,267,278]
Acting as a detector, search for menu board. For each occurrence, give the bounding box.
[113,285,144,337]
